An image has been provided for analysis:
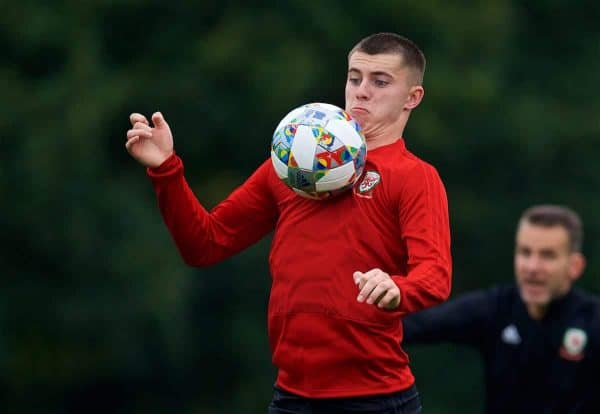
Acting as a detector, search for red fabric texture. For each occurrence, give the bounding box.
[147,138,452,397]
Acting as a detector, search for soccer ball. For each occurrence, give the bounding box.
[270,102,367,199]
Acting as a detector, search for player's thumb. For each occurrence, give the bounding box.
[353,271,363,286]
[152,111,169,130]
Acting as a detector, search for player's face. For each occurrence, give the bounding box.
[514,222,581,313]
[345,52,422,144]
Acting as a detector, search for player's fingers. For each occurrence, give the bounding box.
[127,128,152,140]
[357,273,385,302]
[362,268,382,277]
[377,289,400,309]
[151,111,169,129]
[133,122,152,131]
[366,283,388,305]
[354,271,372,291]
[125,136,140,151]
[354,268,382,288]
[353,271,363,287]
[130,113,149,126]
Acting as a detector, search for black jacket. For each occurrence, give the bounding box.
[402,285,600,414]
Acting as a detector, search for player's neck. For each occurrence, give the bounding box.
[365,124,406,150]
[366,135,400,150]
[526,303,548,320]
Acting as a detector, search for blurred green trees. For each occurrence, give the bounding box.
[1,1,599,413]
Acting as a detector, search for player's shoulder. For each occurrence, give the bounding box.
[397,141,439,171]
[570,287,600,314]
[374,139,443,182]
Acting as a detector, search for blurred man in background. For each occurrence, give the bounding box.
[125,32,452,413]
[403,204,599,413]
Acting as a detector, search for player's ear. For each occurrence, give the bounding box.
[404,85,424,110]
[568,252,586,282]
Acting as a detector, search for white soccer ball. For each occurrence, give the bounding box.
[270,102,367,199]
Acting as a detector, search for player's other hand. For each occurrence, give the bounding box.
[126,112,174,168]
[353,268,401,310]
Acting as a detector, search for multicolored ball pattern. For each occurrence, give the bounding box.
[270,103,367,199]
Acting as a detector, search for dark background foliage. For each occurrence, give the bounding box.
[1,1,599,413]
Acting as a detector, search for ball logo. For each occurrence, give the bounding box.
[356,171,381,198]
[559,328,587,361]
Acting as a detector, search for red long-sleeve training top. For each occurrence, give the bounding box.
[147,138,452,398]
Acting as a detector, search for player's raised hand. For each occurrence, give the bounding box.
[353,268,401,310]
[126,112,174,168]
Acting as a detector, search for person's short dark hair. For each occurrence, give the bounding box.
[520,205,583,252]
[349,32,426,85]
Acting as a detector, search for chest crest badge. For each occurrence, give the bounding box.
[355,171,381,198]
[559,328,587,361]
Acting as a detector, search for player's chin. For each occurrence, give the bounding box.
[349,110,368,123]
[519,284,550,305]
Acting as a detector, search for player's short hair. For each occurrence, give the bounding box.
[520,205,583,252]
[348,32,426,84]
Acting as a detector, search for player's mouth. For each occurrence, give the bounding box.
[521,280,547,293]
[350,107,369,115]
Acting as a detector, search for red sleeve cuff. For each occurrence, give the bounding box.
[146,153,181,178]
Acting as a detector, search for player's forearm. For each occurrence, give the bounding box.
[392,260,451,316]
[147,155,236,266]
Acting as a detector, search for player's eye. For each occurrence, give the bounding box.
[517,247,531,257]
[540,250,557,259]
[348,77,361,85]
[373,79,389,87]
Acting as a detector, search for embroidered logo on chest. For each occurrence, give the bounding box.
[501,324,521,345]
[559,328,587,361]
[355,171,381,198]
